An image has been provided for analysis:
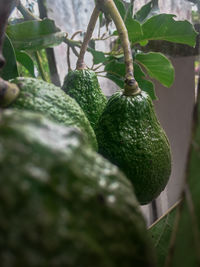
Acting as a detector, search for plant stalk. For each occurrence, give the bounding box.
[97,0,140,95]
[34,51,49,82]
[76,6,100,70]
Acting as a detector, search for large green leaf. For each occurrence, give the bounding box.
[149,201,180,267]
[136,52,174,88]
[125,18,143,43]
[15,51,35,77]
[129,14,197,47]
[6,19,66,51]
[142,14,197,46]
[148,84,200,266]
[0,35,18,80]
[169,89,200,266]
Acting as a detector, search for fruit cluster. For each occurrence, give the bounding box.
[0,1,172,266]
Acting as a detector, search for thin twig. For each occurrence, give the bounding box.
[71,46,79,58]
[93,34,112,41]
[148,200,182,230]
[93,63,105,71]
[67,45,71,71]
[98,13,101,39]
[95,70,106,74]
[67,31,82,72]
[76,6,100,69]
[96,74,107,78]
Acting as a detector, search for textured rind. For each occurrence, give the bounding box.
[0,109,156,267]
[62,69,107,130]
[96,90,172,205]
[9,77,98,150]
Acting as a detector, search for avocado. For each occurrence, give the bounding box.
[62,69,107,130]
[0,109,156,267]
[4,77,97,150]
[96,90,171,205]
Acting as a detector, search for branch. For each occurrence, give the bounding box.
[76,6,100,70]
[96,0,140,95]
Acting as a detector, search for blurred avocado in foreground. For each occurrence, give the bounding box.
[62,69,107,131]
[0,109,156,267]
[0,77,97,150]
[96,90,172,205]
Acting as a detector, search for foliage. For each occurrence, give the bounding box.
[0,1,199,265]
[149,201,178,266]
[1,0,197,100]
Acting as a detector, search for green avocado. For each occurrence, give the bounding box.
[5,77,97,150]
[96,90,171,205]
[0,109,156,267]
[62,69,107,130]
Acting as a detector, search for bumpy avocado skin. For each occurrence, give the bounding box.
[9,77,97,150]
[0,109,156,267]
[62,69,107,130]
[96,90,171,205]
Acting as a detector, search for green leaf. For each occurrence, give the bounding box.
[89,48,107,65]
[104,58,125,88]
[105,72,124,89]
[125,1,134,21]
[136,52,174,87]
[149,87,200,267]
[15,51,35,77]
[114,0,126,19]
[6,19,66,51]
[128,14,197,47]
[104,57,156,99]
[125,18,143,43]
[134,1,152,22]
[134,63,156,100]
[149,201,179,267]
[0,35,18,80]
[141,14,197,47]
[168,90,200,266]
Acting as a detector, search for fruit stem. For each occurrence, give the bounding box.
[0,78,20,107]
[76,6,100,70]
[96,0,140,96]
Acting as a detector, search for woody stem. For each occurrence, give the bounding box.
[76,6,100,70]
[96,0,140,95]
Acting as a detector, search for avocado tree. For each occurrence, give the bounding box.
[0,0,199,266]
